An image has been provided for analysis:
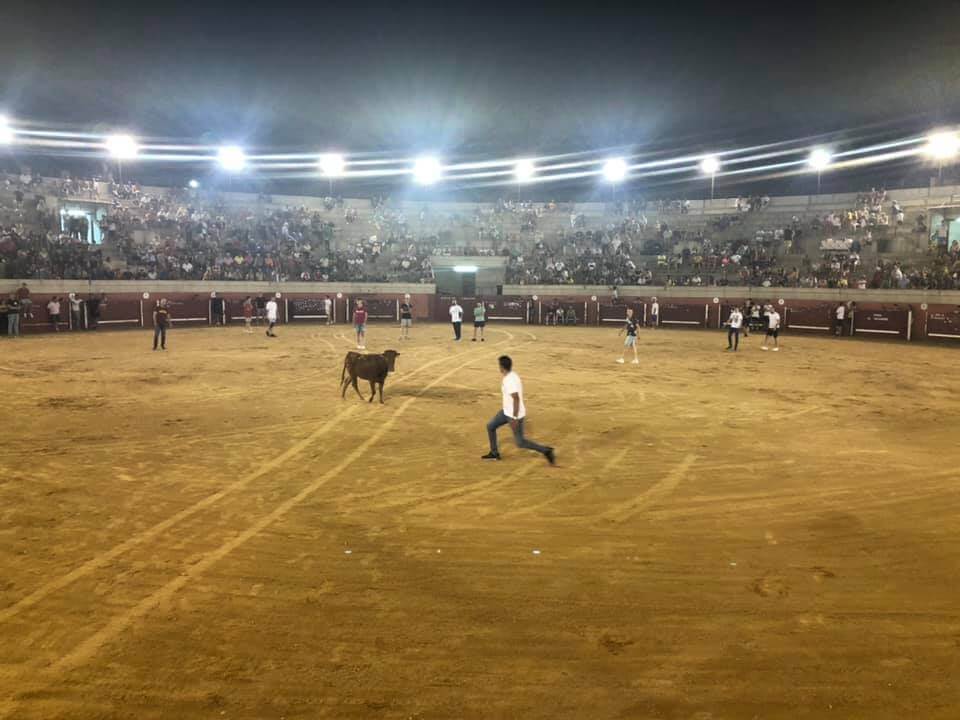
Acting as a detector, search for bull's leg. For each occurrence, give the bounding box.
[368,379,376,403]
[379,380,384,404]
[352,376,365,401]
[341,376,350,399]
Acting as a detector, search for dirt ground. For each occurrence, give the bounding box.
[1,321,959,720]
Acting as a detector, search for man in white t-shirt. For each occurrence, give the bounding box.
[46,297,62,332]
[482,355,555,464]
[761,307,781,351]
[449,299,464,341]
[324,295,333,326]
[265,297,279,338]
[69,294,84,330]
[834,302,846,337]
[725,306,744,351]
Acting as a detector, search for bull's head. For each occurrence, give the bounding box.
[383,350,400,372]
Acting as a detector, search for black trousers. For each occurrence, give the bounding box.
[153,325,167,349]
[452,321,462,340]
[727,327,740,350]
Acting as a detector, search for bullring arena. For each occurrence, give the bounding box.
[2,299,959,719]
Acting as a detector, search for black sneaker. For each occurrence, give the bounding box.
[545,448,556,466]
[481,452,501,460]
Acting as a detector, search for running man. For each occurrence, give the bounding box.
[649,297,659,328]
[153,299,170,350]
[472,301,486,342]
[399,294,413,340]
[725,306,744,351]
[353,299,367,349]
[616,307,639,364]
[242,296,254,333]
[482,355,555,464]
[761,306,781,351]
[449,298,464,341]
[265,296,279,337]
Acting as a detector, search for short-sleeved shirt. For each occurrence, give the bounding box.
[768,311,781,330]
[70,298,82,312]
[474,305,486,322]
[354,308,367,325]
[728,311,743,329]
[501,371,526,419]
[449,304,463,322]
[651,302,659,315]
[324,299,332,311]
[624,317,639,336]
[243,301,253,318]
[836,305,846,320]
[16,287,30,300]
[400,302,412,319]
[266,300,278,321]
[154,307,170,327]
[47,300,60,315]
[255,296,266,309]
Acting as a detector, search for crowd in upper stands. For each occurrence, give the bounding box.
[2,168,958,290]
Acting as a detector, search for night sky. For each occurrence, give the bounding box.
[2,0,959,196]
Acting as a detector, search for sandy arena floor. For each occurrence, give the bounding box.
[0,322,958,719]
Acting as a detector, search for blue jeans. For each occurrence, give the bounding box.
[487,410,549,456]
[7,313,19,336]
[153,325,167,349]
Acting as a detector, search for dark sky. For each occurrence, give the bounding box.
[2,0,959,196]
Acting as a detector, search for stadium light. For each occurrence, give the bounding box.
[412,156,442,185]
[188,179,200,189]
[0,116,12,144]
[602,157,628,183]
[217,145,247,172]
[925,131,960,160]
[808,148,832,194]
[700,155,721,199]
[514,159,536,183]
[318,152,346,177]
[105,134,139,160]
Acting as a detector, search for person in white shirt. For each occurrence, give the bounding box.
[761,308,781,351]
[725,307,744,351]
[46,297,62,332]
[649,298,659,328]
[324,295,333,326]
[265,297,279,338]
[69,294,83,330]
[834,302,846,336]
[449,299,464,341]
[482,355,555,464]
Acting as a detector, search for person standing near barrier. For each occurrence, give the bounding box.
[324,295,333,326]
[265,296,279,338]
[242,296,254,333]
[46,297,62,332]
[152,299,170,351]
[725,306,744,351]
[482,355,555,465]
[834,302,846,336]
[6,294,20,337]
[69,294,83,330]
[761,306,781,352]
[649,297,659,328]
[399,294,413,341]
[449,298,464,341]
[617,307,640,364]
[255,294,267,325]
[472,300,486,342]
[353,299,367,349]
[16,283,33,320]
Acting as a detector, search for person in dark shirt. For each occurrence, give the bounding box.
[211,294,225,326]
[616,308,640,365]
[254,294,267,325]
[153,299,171,351]
[399,294,413,341]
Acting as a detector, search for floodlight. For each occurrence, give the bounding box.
[412,156,442,185]
[514,159,536,183]
[319,152,346,177]
[925,131,960,160]
[453,265,479,273]
[188,179,200,189]
[105,134,139,160]
[602,157,628,183]
[808,148,832,170]
[700,155,721,175]
[217,145,247,172]
[0,117,14,144]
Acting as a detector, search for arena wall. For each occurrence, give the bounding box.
[2,279,959,342]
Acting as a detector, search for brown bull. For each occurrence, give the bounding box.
[340,350,400,404]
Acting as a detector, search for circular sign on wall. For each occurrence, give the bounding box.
[275,292,282,299]
[532,295,539,301]
[590,295,597,301]
[142,292,150,300]
[920,303,928,311]
[210,291,217,298]
[777,298,785,306]
[712,297,720,304]
[336,292,343,299]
